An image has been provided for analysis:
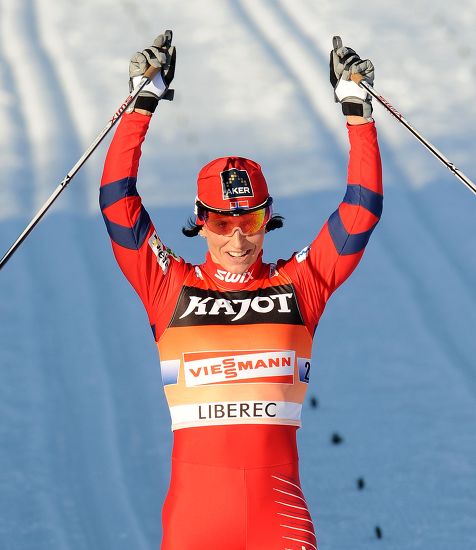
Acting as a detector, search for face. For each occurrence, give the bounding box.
[200,226,265,273]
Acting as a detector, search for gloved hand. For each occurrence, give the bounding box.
[329,36,374,120]
[126,30,176,114]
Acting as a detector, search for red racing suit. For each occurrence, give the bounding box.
[100,112,383,549]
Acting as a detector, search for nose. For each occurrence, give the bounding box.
[229,227,247,245]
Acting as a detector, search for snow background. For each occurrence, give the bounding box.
[1,0,475,548]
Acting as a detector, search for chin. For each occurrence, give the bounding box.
[223,262,253,274]
[222,256,256,274]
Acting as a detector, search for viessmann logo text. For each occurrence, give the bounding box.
[183,350,295,387]
[171,285,304,326]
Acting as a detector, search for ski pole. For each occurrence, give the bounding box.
[0,65,161,271]
[351,74,476,196]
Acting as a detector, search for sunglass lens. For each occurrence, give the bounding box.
[204,208,270,236]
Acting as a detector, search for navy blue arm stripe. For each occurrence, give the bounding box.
[99,177,138,211]
[102,206,151,250]
[343,184,383,218]
[328,210,378,255]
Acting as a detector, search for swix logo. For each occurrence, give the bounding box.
[214,269,253,285]
[378,94,403,120]
[183,350,295,387]
[171,285,304,327]
[111,95,132,122]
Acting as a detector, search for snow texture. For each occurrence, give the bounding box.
[1,0,475,548]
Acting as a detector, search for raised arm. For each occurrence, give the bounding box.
[100,34,188,334]
[281,38,383,331]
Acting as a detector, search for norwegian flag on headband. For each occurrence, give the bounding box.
[221,169,254,200]
[229,199,250,210]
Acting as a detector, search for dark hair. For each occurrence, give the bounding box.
[181,214,285,237]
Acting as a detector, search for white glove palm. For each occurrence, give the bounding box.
[127,31,176,113]
[329,36,374,120]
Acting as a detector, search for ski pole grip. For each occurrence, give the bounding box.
[143,64,161,80]
[351,73,365,85]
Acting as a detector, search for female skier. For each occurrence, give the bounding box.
[100,31,382,550]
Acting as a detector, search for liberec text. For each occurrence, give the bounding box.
[198,401,277,420]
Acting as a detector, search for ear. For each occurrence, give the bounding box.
[198,225,207,238]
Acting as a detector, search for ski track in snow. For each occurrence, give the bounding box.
[231,0,345,160]
[2,3,82,549]
[1,0,156,548]
[0,2,75,548]
[30,0,162,547]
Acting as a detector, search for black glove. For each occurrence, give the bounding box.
[127,31,176,113]
[329,36,374,119]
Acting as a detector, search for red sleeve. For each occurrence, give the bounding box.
[100,112,190,339]
[280,121,383,331]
